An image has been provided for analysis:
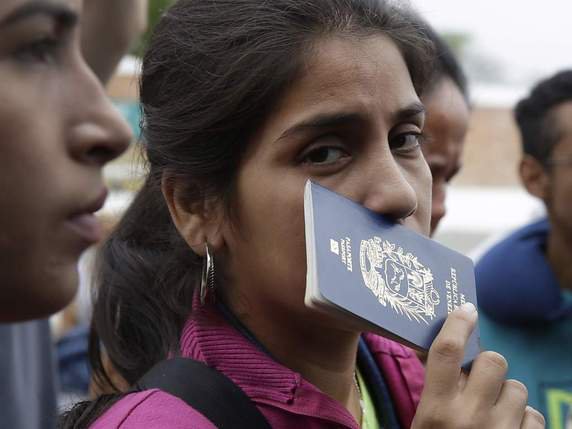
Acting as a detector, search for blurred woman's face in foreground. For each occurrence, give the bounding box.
[212,35,432,330]
[421,77,470,235]
[0,0,131,322]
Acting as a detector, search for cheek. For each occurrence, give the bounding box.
[431,181,447,210]
[0,77,65,175]
[0,219,79,320]
[234,167,305,240]
[551,175,572,218]
[0,123,64,219]
[227,167,309,298]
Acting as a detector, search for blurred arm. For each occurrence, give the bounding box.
[81,0,149,84]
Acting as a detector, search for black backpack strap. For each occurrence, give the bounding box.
[134,357,271,429]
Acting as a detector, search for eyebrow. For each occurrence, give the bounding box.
[277,102,426,142]
[0,1,78,29]
[391,102,425,124]
[277,112,365,141]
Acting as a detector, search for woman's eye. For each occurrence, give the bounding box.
[303,146,349,165]
[390,132,424,153]
[14,37,59,64]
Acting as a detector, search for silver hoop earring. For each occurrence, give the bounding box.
[200,243,215,304]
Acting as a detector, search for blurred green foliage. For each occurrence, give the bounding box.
[133,0,175,57]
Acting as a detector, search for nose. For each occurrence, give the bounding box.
[361,158,419,223]
[67,65,132,166]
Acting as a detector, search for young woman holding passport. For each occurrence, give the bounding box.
[62,0,545,427]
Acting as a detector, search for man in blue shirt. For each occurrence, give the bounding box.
[476,70,572,429]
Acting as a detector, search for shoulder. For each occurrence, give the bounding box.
[475,218,549,272]
[363,332,417,359]
[362,333,424,392]
[475,218,559,324]
[90,389,216,429]
[474,218,548,294]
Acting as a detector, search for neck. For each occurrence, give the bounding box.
[547,227,572,291]
[227,297,363,422]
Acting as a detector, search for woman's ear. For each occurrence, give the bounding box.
[161,175,225,256]
[519,155,550,201]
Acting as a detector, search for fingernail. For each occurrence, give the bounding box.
[460,302,476,313]
[526,406,546,423]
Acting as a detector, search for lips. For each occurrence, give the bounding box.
[65,189,108,245]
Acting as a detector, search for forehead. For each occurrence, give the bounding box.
[269,34,419,124]
[422,78,470,134]
[550,101,572,155]
[0,0,80,18]
[423,78,468,115]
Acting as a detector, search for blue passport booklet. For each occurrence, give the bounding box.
[304,180,480,366]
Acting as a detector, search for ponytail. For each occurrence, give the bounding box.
[91,176,200,387]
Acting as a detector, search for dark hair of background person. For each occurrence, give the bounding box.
[59,0,434,426]
[419,22,469,103]
[515,70,572,164]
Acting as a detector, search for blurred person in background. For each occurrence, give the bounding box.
[476,70,572,429]
[0,0,145,428]
[412,22,470,367]
[419,24,470,236]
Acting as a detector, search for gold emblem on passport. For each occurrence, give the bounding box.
[359,237,440,324]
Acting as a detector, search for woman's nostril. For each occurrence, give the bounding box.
[86,144,123,165]
[69,121,130,165]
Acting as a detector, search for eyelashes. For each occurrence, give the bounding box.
[390,131,425,153]
[301,145,349,166]
[298,127,424,170]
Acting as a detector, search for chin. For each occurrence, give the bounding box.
[42,267,80,315]
[0,266,79,323]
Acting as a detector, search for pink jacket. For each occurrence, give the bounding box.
[91,301,425,428]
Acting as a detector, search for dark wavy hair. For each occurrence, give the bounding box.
[515,69,572,164]
[59,0,435,426]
